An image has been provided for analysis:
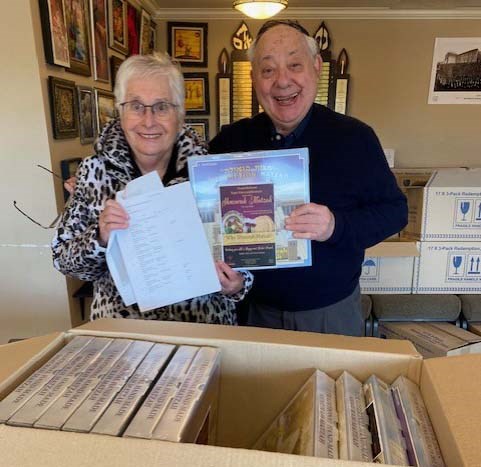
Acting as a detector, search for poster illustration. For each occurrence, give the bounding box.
[220,184,276,268]
[188,148,311,270]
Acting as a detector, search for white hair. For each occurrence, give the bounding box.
[114,52,185,122]
[247,25,319,64]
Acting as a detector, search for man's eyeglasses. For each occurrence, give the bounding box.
[256,20,310,42]
[119,100,179,120]
[13,165,70,229]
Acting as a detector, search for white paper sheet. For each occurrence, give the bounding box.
[106,173,221,312]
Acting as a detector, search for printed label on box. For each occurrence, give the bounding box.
[361,257,380,282]
[454,198,481,228]
[446,253,481,281]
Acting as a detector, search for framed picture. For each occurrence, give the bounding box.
[64,0,91,75]
[77,85,96,144]
[149,20,157,54]
[139,9,151,55]
[110,55,124,89]
[48,76,79,139]
[60,157,82,200]
[95,88,116,132]
[39,0,70,67]
[185,119,209,142]
[90,0,110,82]
[108,0,128,55]
[127,1,139,56]
[168,22,207,67]
[184,72,210,115]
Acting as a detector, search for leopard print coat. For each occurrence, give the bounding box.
[52,119,253,324]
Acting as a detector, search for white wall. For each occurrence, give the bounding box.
[0,0,71,343]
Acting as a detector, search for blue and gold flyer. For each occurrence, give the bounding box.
[188,148,311,270]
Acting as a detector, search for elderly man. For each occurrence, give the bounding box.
[209,20,408,336]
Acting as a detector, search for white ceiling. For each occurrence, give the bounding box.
[152,0,481,8]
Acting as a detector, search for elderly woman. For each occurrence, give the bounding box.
[52,52,252,324]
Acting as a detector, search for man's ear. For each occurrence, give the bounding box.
[314,54,322,76]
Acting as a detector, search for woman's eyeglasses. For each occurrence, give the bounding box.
[119,100,178,120]
[13,165,70,229]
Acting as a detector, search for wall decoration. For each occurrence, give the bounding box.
[65,0,91,75]
[108,0,128,55]
[139,9,151,55]
[77,85,96,144]
[334,48,350,115]
[149,20,157,54]
[39,0,71,67]
[428,37,481,105]
[185,119,209,142]
[216,48,232,132]
[95,88,116,132]
[168,22,208,67]
[90,0,110,82]
[313,22,336,110]
[110,55,124,89]
[49,76,78,139]
[184,72,210,115]
[60,157,82,200]
[126,1,139,56]
[231,21,253,51]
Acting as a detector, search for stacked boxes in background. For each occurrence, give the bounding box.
[400,168,481,294]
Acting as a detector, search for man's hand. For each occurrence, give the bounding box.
[98,199,129,247]
[285,202,335,242]
[215,261,244,296]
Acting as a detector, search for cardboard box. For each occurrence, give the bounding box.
[400,168,481,241]
[467,322,481,336]
[391,168,436,195]
[413,241,481,294]
[1,319,481,466]
[379,322,481,358]
[361,241,418,294]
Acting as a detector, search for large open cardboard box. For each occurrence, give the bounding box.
[0,319,480,466]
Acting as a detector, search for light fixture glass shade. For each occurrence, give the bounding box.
[233,0,288,20]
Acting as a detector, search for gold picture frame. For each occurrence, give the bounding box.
[184,72,210,115]
[168,22,207,67]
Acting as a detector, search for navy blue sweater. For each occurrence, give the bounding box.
[209,104,408,310]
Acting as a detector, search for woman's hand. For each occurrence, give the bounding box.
[98,199,129,247]
[215,261,244,296]
[63,176,77,196]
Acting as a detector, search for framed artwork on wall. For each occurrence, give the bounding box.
[95,88,116,132]
[168,22,207,67]
[184,72,210,115]
[149,20,157,54]
[185,119,209,142]
[139,9,151,55]
[127,1,139,56]
[39,0,71,67]
[48,76,79,139]
[110,55,124,89]
[64,0,91,75]
[90,0,110,82]
[108,0,128,55]
[60,157,82,200]
[77,85,96,144]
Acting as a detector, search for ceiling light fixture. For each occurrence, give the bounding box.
[233,0,288,20]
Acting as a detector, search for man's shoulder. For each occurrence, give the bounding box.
[311,104,373,134]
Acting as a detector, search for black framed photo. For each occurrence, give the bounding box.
[108,0,128,55]
[49,76,79,139]
[184,72,210,115]
[77,85,96,144]
[65,0,91,75]
[110,55,124,90]
[95,88,116,132]
[60,157,82,200]
[185,118,209,142]
[168,22,207,67]
[39,0,71,67]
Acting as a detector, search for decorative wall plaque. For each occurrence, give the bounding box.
[314,22,336,110]
[216,48,232,131]
[334,48,350,115]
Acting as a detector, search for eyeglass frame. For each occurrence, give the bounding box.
[119,100,179,119]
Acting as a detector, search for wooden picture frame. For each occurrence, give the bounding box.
[139,9,151,55]
[49,76,79,139]
[39,0,70,67]
[127,1,139,56]
[110,55,124,89]
[95,88,116,132]
[64,0,91,75]
[185,119,209,142]
[60,157,82,200]
[168,22,207,67]
[90,0,110,82]
[77,85,96,144]
[149,20,157,54]
[184,72,210,115]
[108,0,128,55]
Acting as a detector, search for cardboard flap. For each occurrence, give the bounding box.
[365,241,419,257]
[428,168,479,189]
[421,354,481,467]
